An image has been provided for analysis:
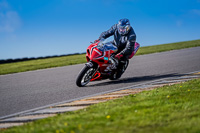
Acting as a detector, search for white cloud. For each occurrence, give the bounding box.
[0,0,22,33]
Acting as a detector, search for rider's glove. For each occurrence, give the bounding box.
[94,39,99,43]
[95,38,104,43]
[115,53,123,60]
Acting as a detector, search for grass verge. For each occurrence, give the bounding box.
[0,39,200,75]
[2,78,200,133]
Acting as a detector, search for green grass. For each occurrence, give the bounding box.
[0,54,86,75]
[0,39,200,75]
[2,78,200,133]
[136,39,200,55]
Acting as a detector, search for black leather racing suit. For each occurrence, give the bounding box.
[99,24,136,60]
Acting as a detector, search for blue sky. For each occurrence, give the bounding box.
[0,0,200,59]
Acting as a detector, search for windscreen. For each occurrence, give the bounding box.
[97,42,117,52]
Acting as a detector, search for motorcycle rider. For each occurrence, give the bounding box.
[97,18,136,78]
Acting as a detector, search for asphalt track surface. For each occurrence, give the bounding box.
[0,47,200,117]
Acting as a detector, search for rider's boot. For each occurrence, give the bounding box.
[116,60,128,79]
[105,56,118,72]
[115,61,124,79]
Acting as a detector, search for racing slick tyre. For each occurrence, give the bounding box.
[76,65,97,87]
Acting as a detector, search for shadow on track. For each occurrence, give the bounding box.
[88,73,184,87]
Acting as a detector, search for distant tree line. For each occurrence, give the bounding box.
[0,52,86,64]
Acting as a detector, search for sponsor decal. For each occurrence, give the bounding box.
[104,57,109,60]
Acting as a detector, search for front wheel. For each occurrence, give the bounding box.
[76,65,97,87]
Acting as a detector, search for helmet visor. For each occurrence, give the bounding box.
[119,27,126,33]
[118,25,129,35]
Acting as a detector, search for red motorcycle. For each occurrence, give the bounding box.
[76,40,140,87]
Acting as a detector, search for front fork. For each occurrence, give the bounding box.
[85,61,100,81]
[85,61,94,68]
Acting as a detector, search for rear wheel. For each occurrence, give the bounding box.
[109,71,118,80]
[76,66,97,87]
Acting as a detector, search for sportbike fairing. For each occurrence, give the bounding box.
[87,42,117,61]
